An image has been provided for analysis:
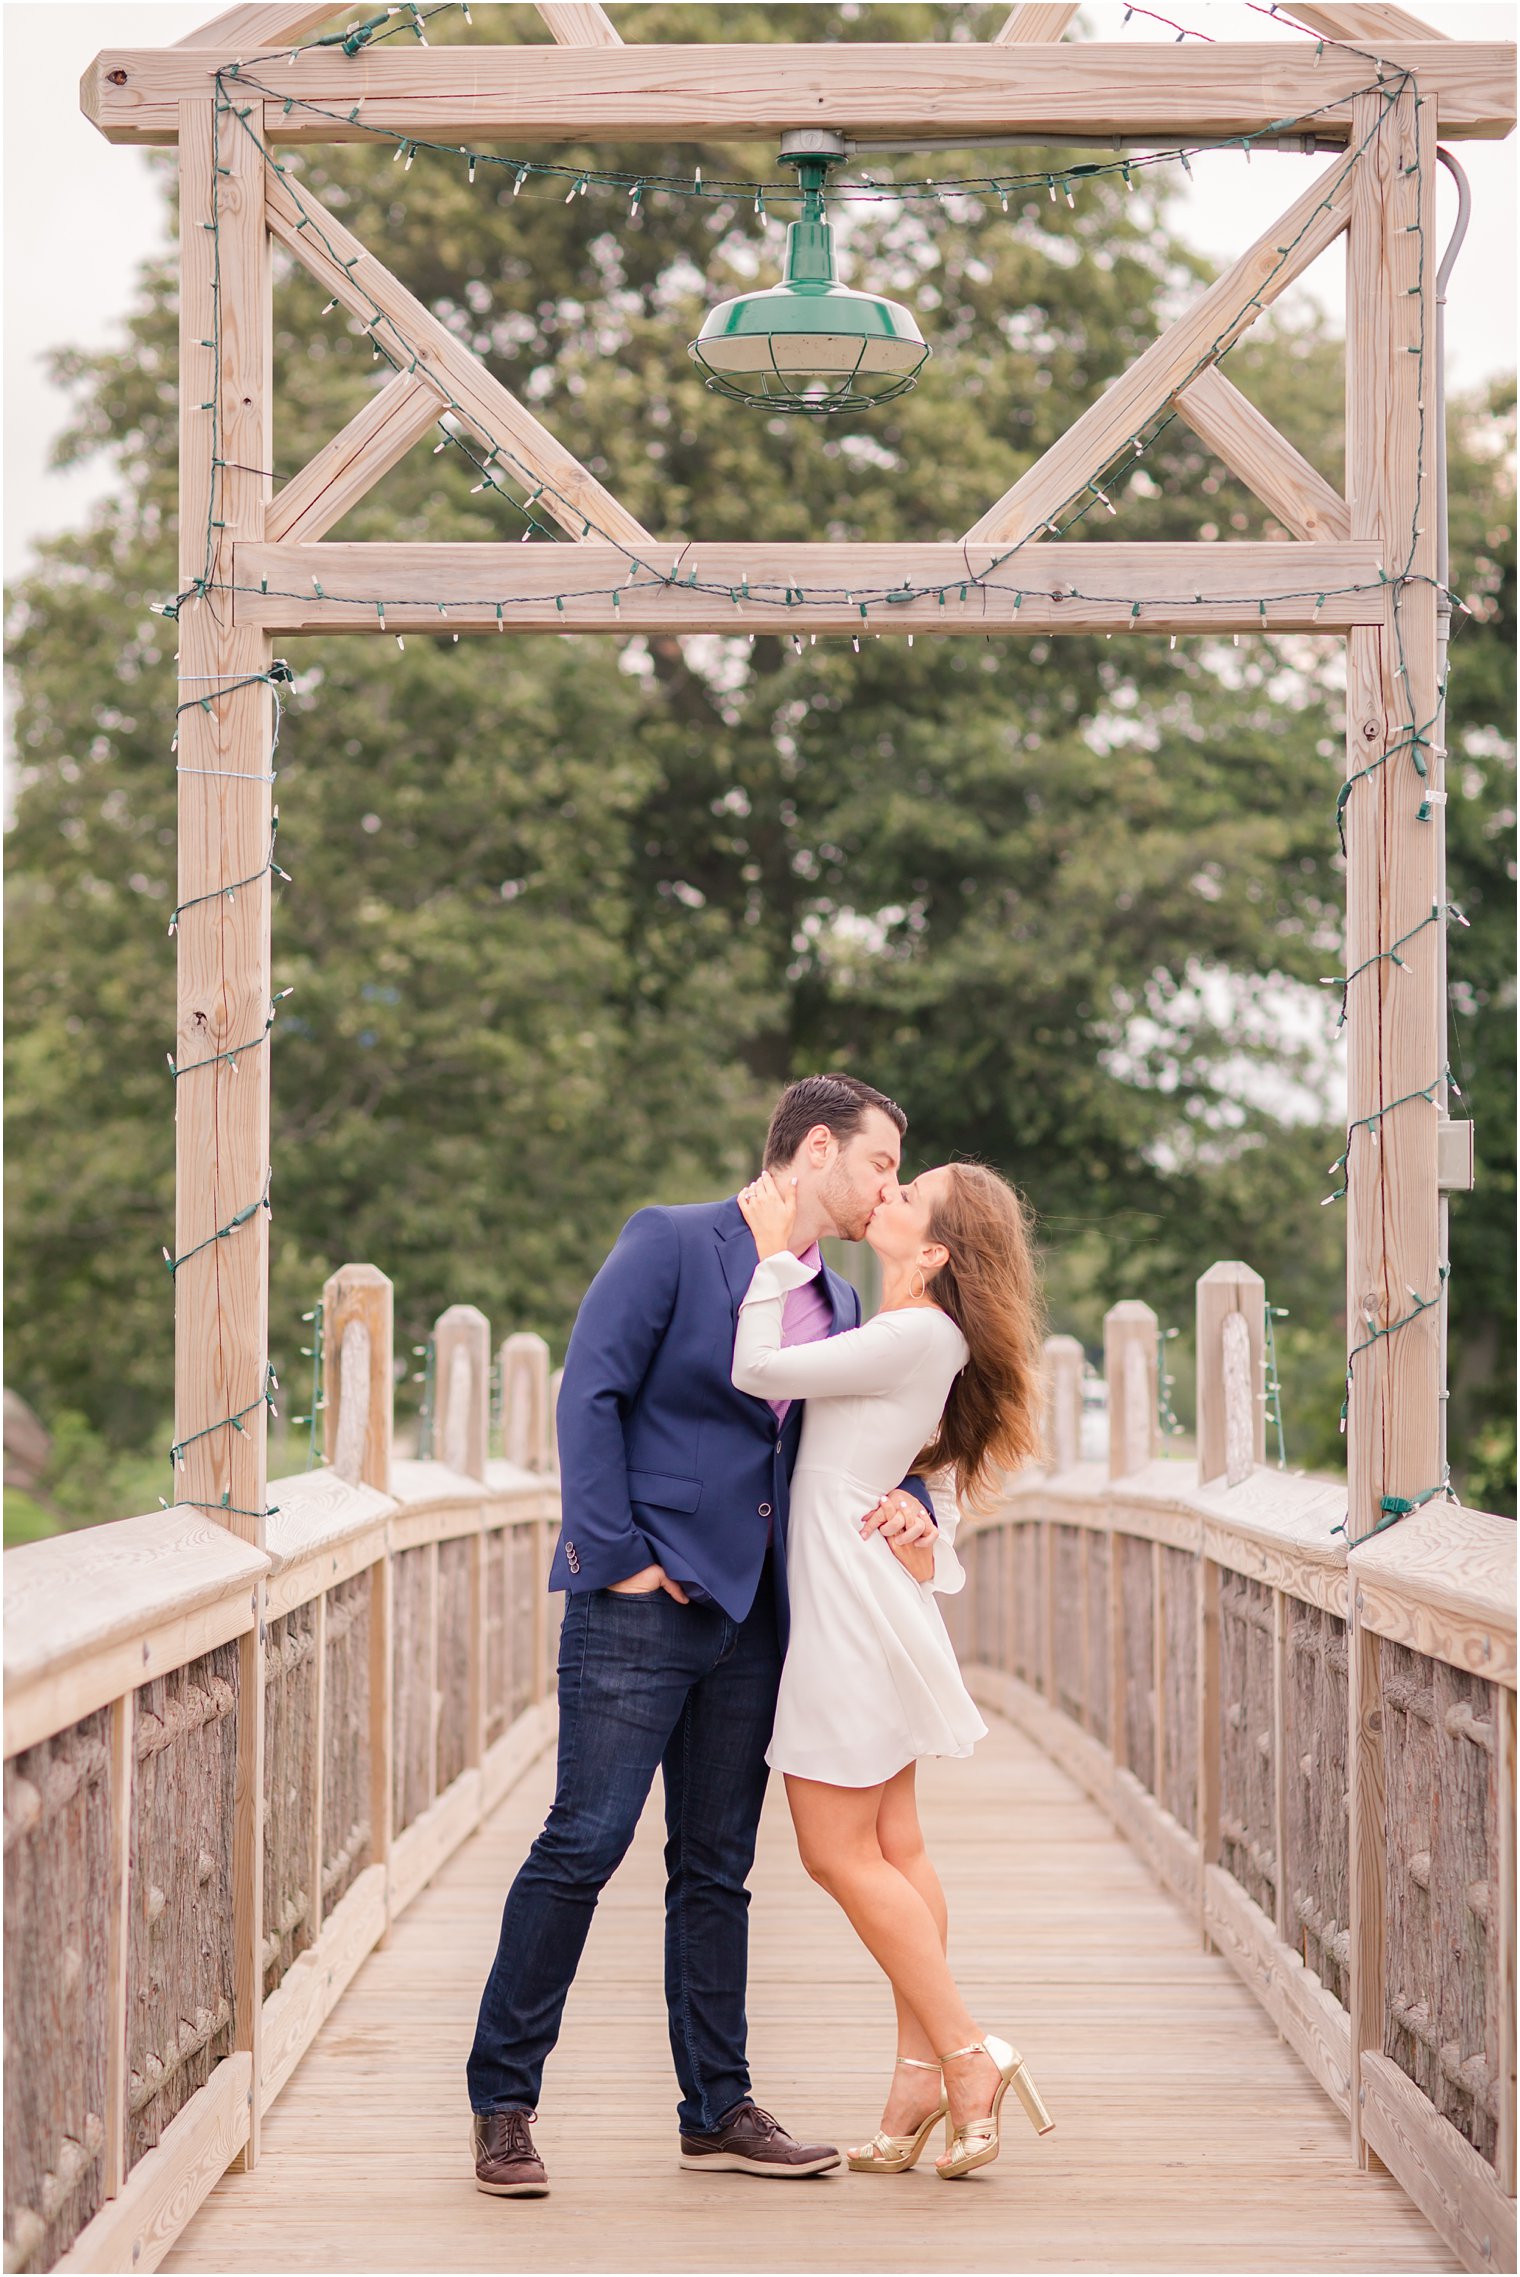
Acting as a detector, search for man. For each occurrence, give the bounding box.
[467,1074,939,2195]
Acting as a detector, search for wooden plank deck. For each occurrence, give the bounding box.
[166,1715,1457,2274]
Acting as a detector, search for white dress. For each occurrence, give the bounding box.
[732,1253,989,1788]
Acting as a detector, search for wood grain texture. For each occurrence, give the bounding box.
[1350,1504,1516,1688]
[172,4,341,48]
[233,539,1388,635]
[4,1509,268,1700]
[3,1712,113,2269]
[1343,85,1441,1545]
[1349,1605,1388,2169]
[1104,1300,1158,1480]
[1177,367,1352,540]
[991,4,1080,39]
[1197,1262,1267,1486]
[536,2,622,42]
[128,1646,240,2170]
[1288,6,1452,42]
[81,41,1519,145]
[264,171,651,548]
[56,2053,250,2276]
[1360,2053,1515,2275]
[175,99,274,1539]
[162,1715,1459,2276]
[266,372,447,545]
[1285,1600,1352,2011]
[964,157,1359,545]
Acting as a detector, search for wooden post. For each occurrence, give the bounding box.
[499,1332,553,1471]
[1198,1556,1221,1949]
[1196,1261,1267,1486]
[177,106,271,2172]
[174,98,274,1539]
[1044,1333,1085,1472]
[322,1264,394,1492]
[1343,81,1442,1544]
[1348,1587,1388,2170]
[104,1692,134,2201]
[1104,1300,1158,1480]
[435,1304,490,1479]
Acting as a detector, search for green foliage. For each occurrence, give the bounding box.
[4,3,1514,1511]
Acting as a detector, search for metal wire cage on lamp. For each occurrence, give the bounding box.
[688,148,929,414]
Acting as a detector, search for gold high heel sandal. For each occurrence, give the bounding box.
[935,2033,1054,2181]
[845,2055,949,2174]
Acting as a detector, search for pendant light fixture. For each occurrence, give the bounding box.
[689,132,929,414]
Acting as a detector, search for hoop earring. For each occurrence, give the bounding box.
[909,1268,926,1301]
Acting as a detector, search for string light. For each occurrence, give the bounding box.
[156,41,1459,1539]
[292,1301,326,1468]
[1263,1302,1289,1470]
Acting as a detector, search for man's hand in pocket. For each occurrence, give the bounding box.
[608,1563,689,1602]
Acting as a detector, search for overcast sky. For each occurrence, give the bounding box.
[4,0,1515,581]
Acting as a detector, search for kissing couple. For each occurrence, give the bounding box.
[468,1073,1054,2195]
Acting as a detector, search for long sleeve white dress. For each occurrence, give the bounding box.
[733,1253,989,1788]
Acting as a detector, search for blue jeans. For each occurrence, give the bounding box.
[466,1565,782,2134]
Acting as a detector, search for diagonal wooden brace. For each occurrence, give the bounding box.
[264,170,653,548]
[536,2,623,43]
[963,154,1358,546]
[1176,367,1350,542]
[266,369,450,543]
[992,6,1080,40]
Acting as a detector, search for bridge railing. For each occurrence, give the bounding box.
[6,1256,1515,2274]
[942,1260,1516,2277]
[3,1266,562,2276]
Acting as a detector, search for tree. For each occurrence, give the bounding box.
[6,3,1513,1512]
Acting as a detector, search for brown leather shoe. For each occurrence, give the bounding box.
[679,2100,840,2178]
[473,2109,549,2197]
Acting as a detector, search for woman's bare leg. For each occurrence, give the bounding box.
[786,1771,999,2149]
[874,1766,948,2133]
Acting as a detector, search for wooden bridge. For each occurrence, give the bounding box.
[5,1263,1513,2273]
[6,2,1517,2269]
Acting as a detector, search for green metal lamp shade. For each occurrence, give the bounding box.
[689,181,929,414]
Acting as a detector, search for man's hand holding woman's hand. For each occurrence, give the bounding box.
[736,1169,798,1260]
[861,1488,936,1584]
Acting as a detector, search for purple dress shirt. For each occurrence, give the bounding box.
[770,1241,833,1427]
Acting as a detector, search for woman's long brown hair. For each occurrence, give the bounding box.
[915,1163,1045,1511]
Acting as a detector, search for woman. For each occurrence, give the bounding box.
[732,1160,1053,2181]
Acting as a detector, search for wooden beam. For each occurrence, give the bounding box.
[174,4,342,48]
[1176,368,1351,542]
[175,98,273,1538]
[536,2,622,43]
[264,171,652,549]
[80,41,1518,147]
[232,539,1387,635]
[992,5,1079,40]
[266,371,448,545]
[1286,6,1452,43]
[964,157,1356,546]
[1342,84,1441,1544]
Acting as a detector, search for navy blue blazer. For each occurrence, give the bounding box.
[549,1196,929,1635]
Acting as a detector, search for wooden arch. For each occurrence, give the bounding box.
[80,2,1513,1560]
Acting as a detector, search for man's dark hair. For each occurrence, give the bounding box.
[763,1074,907,1169]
